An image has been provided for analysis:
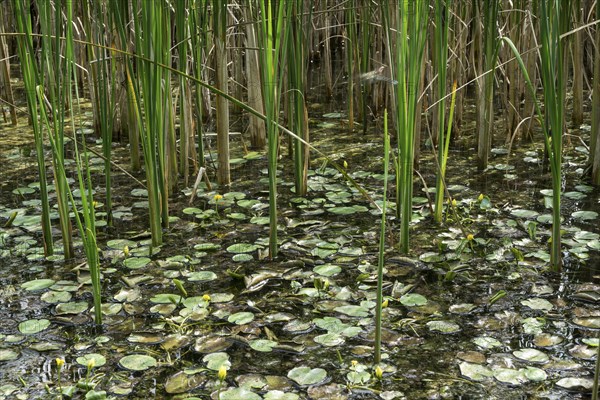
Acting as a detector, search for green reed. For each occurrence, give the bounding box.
[38,0,74,259]
[257,1,292,258]
[13,0,53,256]
[383,0,428,253]
[433,0,451,223]
[501,0,567,271]
[374,109,390,365]
[287,0,310,196]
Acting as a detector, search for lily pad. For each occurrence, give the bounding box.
[219,388,262,400]
[21,279,55,291]
[203,352,230,371]
[228,311,255,325]
[459,362,493,381]
[427,320,460,333]
[227,243,260,254]
[118,354,157,371]
[287,366,327,386]
[264,390,300,400]
[123,257,151,270]
[520,298,553,311]
[313,264,342,277]
[18,319,50,334]
[249,339,278,352]
[513,348,549,363]
[572,211,598,221]
[76,353,106,367]
[399,293,428,307]
[0,349,19,361]
[187,271,218,282]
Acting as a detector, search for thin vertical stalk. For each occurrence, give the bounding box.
[476,0,499,170]
[214,0,230,186]
[374,110,390,365]
[592,0,600,185]
[433,0,451,223]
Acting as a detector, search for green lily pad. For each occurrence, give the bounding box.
[314,333,345,346]
[493,368,526,385]
[203,352,230,371]
[328,205,368,215]
[41,290,72,303]
[564,191,586,200]
[228,311,254,325]
[55,301,88,315]
[334,305,369,317]
[119,354,157,371]
[227,243,260,253]
[264,390,300,400]
[313,264,342,277]
[18,319,51,334]
[458,362,493,381]
[150,293,182,304]
[510,209,539,219]
[106,239,137,249]
[193,243,221,251]
[76,353,106,367]
[123,257,151,270]
[472,336,502,349]
[187,271,218,281]
[249,339,278,352]
[0,349,20,361]
[427,320,460,333]
[219,388,262,400]
[520,298,554,311]
[233,253,253,262]
[287,366,327,386]
[572,211,598,221]
[513,348,549,363]
[21,279,55,291]
[399,293,428,307]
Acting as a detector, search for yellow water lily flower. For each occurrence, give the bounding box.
[375,365,383,379]
[467,234,474,241]
[218,365,227,381]
[55,358,65,368]
[478,193,484,202]
[214,194,223,202]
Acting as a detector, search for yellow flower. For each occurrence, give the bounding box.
[343,160,348,169]
[467,234,474,241]
[351,360,358,368]
[123,245,130,257]
[202,294,211,302]
[87,359,95,370]
[218,365,227,381]
[214,194,223,202]
[375,365,383,380]
[451,199,458,207]
[381,299,389,308]
[478,193,484,202]
[55,358,65,369]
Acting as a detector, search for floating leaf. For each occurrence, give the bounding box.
[520,298,553,311]
[203,352,230,371]
[118,354,157,371]
[572,211,598,221]
[264,390,300,400]
[399,293,428,307]
[0,349,19,361]
[334,305,369,317]
[459,362,493,381]
[18,319,50,334]
[249,339,278,352]
[493,368,526,385]
[187,271,218,282]
[228,312,254,325]
[21,279,55,291]
[314,333,345,347]
[219,388,262,400]
[513,348,549,363]
[55,302,88,315]
[472,336,502,349]
[123,257,151,270]
[426,320,460,333]
[510,209,539,219]
[328,206,368,215]
[287,366,327,386]
[313,264,341,277]
[76,353,106,367]
[227,243,259,253]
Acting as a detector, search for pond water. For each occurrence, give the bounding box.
[0,81,599,400]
